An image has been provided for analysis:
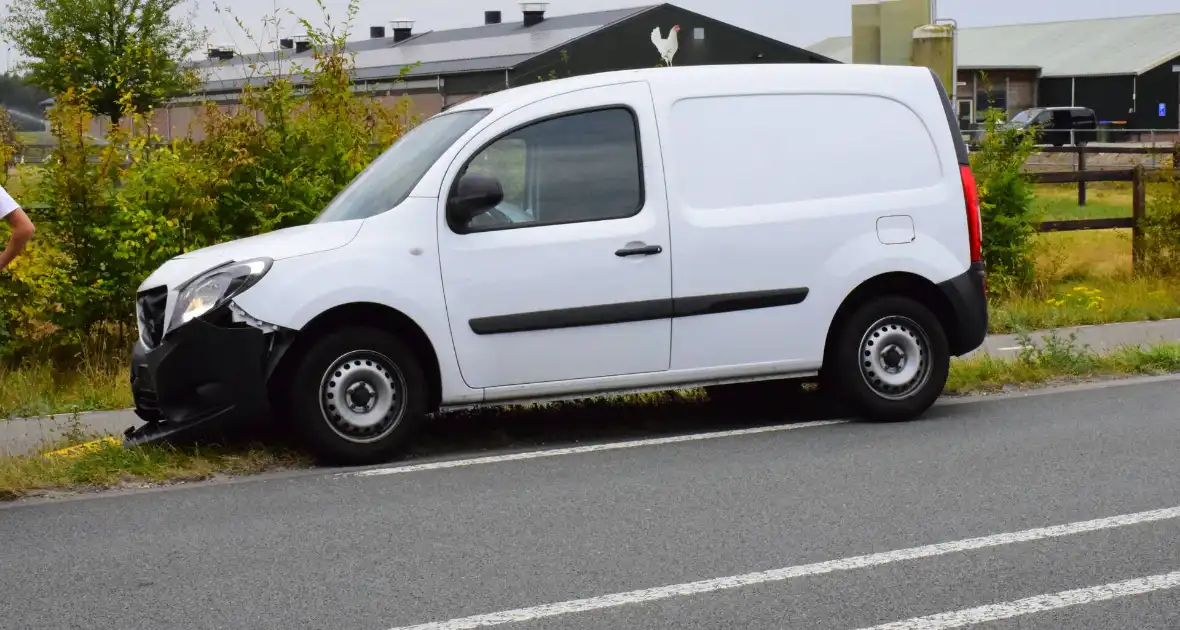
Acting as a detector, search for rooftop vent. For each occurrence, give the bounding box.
[207,46,235,61]
[370,25,386,39]
[485,10,502,25]
[391,19,415,42]
[520,2,548,27]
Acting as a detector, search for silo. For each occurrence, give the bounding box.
[912,23,955,96]
[851,1,882,65]
[880,0,930,65]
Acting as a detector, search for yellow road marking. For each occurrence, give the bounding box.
[43,437,122,461]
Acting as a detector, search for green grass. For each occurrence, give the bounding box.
[946,338,1180,395]
[0,361,131,419]
[1033,182,1132,222]
[0,440,309,501]
[990,275,1180,333]
[987,183,1180,332]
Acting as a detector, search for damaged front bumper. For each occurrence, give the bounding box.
[126,305,284,446]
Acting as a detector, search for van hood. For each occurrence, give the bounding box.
[138,220,363,291]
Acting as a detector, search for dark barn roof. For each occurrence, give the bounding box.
[196,6,658,93]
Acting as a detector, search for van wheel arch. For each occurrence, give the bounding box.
[270,303,443,415]
[823,272,962,368]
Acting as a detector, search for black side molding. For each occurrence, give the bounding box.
[469,288,810,335]
[470,299,670,335]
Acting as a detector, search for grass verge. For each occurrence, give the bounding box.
[990,274,1180,333]
[0,361,132,419]
[0,439,310,501]
[947,337,1180,394]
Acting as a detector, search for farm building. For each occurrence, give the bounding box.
[809,12,1180,134]
[104,2,833,141]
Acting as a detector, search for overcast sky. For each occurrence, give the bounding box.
[3,0,1179,66]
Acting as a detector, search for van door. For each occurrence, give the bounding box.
[656,90,948,373]
[437,82,672,389]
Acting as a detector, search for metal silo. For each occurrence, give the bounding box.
[912,23,956,96]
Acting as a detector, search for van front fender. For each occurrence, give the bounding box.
[231,248,479,404]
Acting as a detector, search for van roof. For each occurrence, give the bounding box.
[446,63,937,115]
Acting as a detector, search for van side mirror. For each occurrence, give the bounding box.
[447,172,504,230]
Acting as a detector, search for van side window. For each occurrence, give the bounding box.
[451,107,643,233]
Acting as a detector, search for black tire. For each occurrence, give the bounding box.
[827,296,949,423]
[288,326,428,465]
[705,379,806,412]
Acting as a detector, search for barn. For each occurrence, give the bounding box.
[809,12,1180,136]
[135,2,834,141]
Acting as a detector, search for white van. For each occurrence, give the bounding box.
[129,64,988,464]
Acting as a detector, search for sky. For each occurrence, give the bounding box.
[3,0,1179,67]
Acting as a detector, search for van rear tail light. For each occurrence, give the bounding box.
[959,164,982,264]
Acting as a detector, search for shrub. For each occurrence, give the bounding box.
[1140,163,1180,276]
[0,107,22,178]
[0,7,415,362]
[970,107,1039,295]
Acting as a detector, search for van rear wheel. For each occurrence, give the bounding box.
[288,326,428,465]
[828,296,949,422]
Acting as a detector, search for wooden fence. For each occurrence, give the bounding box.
[1029,146,1177,273]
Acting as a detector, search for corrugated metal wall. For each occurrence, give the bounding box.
[1073,75,1135,124]
[1135,53,1180,130]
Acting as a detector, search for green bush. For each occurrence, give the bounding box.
[970,108,1039,295]
[0,107,21,176]
[0,12,415,362]
[1140,163,1180,276]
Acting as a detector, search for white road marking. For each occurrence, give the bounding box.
[384,506,1180,630]
[997,346,1023,351]
[341,420,847,478]
[855,570,1180,630]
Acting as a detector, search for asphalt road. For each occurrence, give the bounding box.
[3,376,1180,630]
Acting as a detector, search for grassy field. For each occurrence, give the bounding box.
[986,181,1180,332]
[1032,182,1133,222]
[0,360,130,419]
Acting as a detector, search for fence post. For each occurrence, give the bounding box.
[1132,165,1146,274]
[1077,146,1087,206]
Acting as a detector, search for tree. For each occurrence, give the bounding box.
[1,0,204,124]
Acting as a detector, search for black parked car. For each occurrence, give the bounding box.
[1008,107,1098,146]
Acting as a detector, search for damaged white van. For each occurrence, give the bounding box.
[129,64,987,464]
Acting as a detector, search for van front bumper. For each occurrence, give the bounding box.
[126,315,272,445]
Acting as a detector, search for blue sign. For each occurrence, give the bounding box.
[1161,103,1168,117]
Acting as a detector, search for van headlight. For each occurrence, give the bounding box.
[168,258,272,333]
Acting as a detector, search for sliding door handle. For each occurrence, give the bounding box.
[615,244,663,257]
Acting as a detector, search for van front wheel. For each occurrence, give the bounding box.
[828,296,949,422]
[289,326,428,465]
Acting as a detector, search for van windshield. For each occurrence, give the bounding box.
[314,109,490,223]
